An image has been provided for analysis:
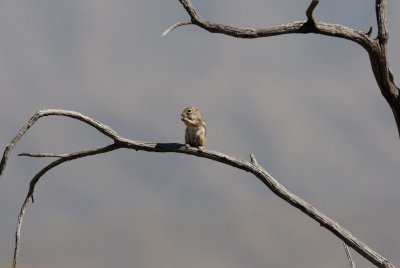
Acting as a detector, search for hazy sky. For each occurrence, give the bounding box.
[1,1,399,267]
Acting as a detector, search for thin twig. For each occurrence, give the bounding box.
[344,242,356,268]
[18,153,68,158]
[162,22,192,36]
[366,26,373,36]
[176,0,373,48]
[1,109,119,177]
[12,144,120,268]
[306,0,319,22]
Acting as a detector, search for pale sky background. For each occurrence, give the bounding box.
[0,0,399,267]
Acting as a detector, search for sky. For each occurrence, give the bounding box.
[0,0,399,267]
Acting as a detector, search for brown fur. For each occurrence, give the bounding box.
[181,106,206,150]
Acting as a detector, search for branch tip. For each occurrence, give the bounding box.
[366,27,373,36]
[162,22,193,36]
[250,154,258,166]
[18,153,67,158]
[344,243,356,268]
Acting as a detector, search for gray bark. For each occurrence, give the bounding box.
[0,109,395,268]
[165,0,400,137]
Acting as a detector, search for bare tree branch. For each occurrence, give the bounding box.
[371,0,400,135]
[344,242,356,268]
[162,22,192,36]
[18,153,68,158]
[0,109,119,178]
[12,144,119,268]
[249,153,258,166]
[0,109,394,268]
[165,0,400,137]
[366,26,373,36]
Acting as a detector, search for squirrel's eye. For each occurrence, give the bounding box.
[187,109,192,113]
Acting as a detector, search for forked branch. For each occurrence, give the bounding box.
[164,0,400,137]
[0,109,394,268]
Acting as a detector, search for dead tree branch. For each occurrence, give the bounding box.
[164,0,400,137]
[162,22,193,36]
[0,109,394,268]
[344,242,356,268]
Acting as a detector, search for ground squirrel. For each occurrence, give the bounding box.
[181,106,206,151]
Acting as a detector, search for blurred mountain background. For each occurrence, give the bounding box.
[0,0,399,267]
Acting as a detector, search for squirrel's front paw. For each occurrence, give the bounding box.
[184,144,190,149]
[198,146,205,151]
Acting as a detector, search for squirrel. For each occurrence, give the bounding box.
[181,106,206,151]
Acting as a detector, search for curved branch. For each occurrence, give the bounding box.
[0,109,119,177]
[12,144,120,268]
[18,153,69,158]
[168,0,400,137]
[0,109,394,268]
[171,0,374,49]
